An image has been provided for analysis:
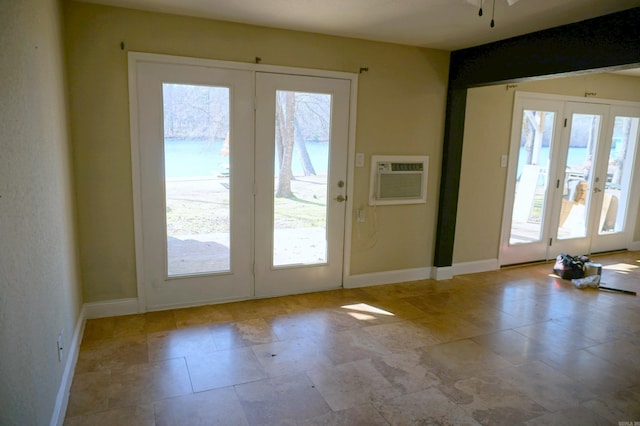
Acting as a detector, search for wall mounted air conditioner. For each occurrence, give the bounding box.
[369,155,428,206]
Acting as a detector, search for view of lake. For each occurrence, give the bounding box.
[164,138,329,178]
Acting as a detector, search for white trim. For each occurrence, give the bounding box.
[342,74,359,285]
[453,258,499,276]
[50,306,86,426]
[343,267,431,288]
[629,241,640,251]
[128,55,147,313]
[431,266,453,280]
[515,91,640,108]
[128,52,357,81]
[83,298,140,319]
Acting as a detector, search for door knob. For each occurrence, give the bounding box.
[593,187,602,193]
[335,195,347,202]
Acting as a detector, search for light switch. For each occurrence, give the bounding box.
[500,154,508,168]
[356,153,365,168]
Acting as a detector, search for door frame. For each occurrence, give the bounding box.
[128,52,359,312]
[499,91,640,266]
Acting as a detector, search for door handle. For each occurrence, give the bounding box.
[335,195,347,202]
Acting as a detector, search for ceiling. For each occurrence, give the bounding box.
[76,0,640,51]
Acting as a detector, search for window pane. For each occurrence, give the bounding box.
[509,110,555,245]
[163,83,231,276]
[557,113,600,240]
[272,91,331,266]
[599,116,639,235]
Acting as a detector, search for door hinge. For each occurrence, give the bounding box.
[564,118,567,127]
[556,179,560,189]
[549,238,553,246]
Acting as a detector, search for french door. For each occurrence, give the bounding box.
[131,56,352,310]
[500,93,640,266]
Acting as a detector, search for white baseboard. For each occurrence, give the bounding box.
[453,258,499,276]
[50,305,86,426]
[83,297,140,319]
[344,267,432,288]
[431,266,453,280]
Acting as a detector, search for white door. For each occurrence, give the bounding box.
[134,61,255,310]
[254,73,350,297]
[549,102,609,257]
[590,106,640,253]
[131,57,353,310]
[500,97,565,265]
[500,94,640,266]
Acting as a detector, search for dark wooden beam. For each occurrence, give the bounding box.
[434,7,640,269]
[450,7,640,89]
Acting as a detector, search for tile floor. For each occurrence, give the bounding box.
[64,251,640,425]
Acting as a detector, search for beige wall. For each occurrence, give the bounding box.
[63,1,449,302]
[0,0,82,423]
[455,73,640,264]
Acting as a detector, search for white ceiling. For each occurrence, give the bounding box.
[76,0,640,51]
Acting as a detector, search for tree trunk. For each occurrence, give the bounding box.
[276,92,295,198]
[294,117,316,176]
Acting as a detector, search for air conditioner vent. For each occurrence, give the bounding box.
[369,155,428,206]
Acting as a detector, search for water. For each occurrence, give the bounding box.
[164,139,329,178]
[516,146,588,179]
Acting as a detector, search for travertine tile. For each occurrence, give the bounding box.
[209,318,279,350]
[154,387,248,425]
[540,349,637,395]
[314,328,392,365]
[306,359,401,411]
[452,373,549,424]
[374,387,480,426]
[64,404,154,426]
[186,346,267,392]
[75,334,149,373]
[301,404,389,425]
[369,348,441,394]
[65,370,110,417]
[252,337,334,377]
[173,303,234,327]
[361,320,441,352]
[582,384,640,423]
[421,339,512,379]
[147,326,216,362]
[108,358,192,408]
[472,329,548,366]
[235,374,331,425]
[523,406,610,425]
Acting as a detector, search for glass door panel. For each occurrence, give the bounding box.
[509,110,556,245]
[597,115,639,235]
[556,113,601,240]
[273,90,331,267]
[162,83,231,276]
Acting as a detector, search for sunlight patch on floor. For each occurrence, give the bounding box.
[341,303,395,320]
[602,263,639,273]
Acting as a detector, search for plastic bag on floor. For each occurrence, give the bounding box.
[572,274,600,289]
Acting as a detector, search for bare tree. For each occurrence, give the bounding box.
[275,91,296,198]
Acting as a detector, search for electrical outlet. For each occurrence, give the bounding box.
[356,208,366,223]
[57,330,64,362]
